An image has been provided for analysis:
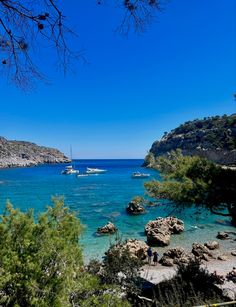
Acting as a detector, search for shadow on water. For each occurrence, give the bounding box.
[214,219,232,226]
[137,231,146,237]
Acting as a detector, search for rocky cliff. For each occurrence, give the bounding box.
[145,114,236,166]
[0,137,70,168]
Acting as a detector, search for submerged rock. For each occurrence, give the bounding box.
[126,201,145,215]
[97,222,117,235]
[145,217,184,246]
[217,232,230,240]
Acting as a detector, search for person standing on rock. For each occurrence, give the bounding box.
[147,246,153,265]
[153,251,159,266]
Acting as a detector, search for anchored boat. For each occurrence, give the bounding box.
[61,146,79,175]
[86,167,107,174]
[61,165,79,175]
[131,172,150,179]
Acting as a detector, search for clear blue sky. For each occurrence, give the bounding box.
[0,0,235,158]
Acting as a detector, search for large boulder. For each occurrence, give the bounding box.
[160,257,174,267]
[192,243,213,261]
[122,239,149,260]
[145,217,184,246]
[160,247,193,267]
[146,227,171,246]
[204,241,219,250]
[105,239,148,261]
[126,201,145,215]
[97,222,117,235]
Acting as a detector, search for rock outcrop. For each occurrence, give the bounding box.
[126,200,145,215]
[144,114,236,166]
[122,239,149,260]
[217,231,236,240]
[217,232,230,240]
[0,136,70,168]
[192,243,213,261]
[96,222,117,235]
[204,241,219,250]
[145,217,184,246]
[105,239,148,260]
[160,247,193,267]
[159,241,222,267]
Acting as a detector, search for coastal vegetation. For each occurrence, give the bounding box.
[0,196,234,306]
[145,150,236,226]
[0,198,127,306]
[140,259,228,306]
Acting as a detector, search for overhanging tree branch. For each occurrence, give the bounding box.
[210,208,231,217]
[0,0,164,90]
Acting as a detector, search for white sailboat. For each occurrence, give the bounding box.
[61,146,79,175]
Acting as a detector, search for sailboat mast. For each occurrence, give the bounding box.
[70,145,73,166]
[70,145,72,161]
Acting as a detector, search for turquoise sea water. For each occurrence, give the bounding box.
[0,159,235,260]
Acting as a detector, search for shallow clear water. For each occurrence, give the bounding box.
[0,159,235,260]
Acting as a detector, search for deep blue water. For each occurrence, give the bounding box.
[0,159,234,260]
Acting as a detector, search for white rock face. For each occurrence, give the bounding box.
[0,136,70,168]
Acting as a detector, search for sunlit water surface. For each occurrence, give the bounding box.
[0,160,235,260]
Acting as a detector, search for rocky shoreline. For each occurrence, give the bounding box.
[96,215,236,300]
[0,136,70,168]
[141,247,236,300]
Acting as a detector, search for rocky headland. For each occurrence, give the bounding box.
[0,136,70,168]
[144,114,236,166]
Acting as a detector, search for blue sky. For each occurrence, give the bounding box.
[0,0,235,158]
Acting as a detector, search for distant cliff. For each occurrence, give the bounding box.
[144,114,236,166]
[0,137,70,168]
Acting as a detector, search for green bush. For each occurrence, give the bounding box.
[0,198,128,306]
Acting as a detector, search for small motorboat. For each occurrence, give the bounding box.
[131,172,150,179]
[86,167,107,174]
[61,165,79,175]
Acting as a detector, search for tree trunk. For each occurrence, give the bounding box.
[230,206,236,227]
